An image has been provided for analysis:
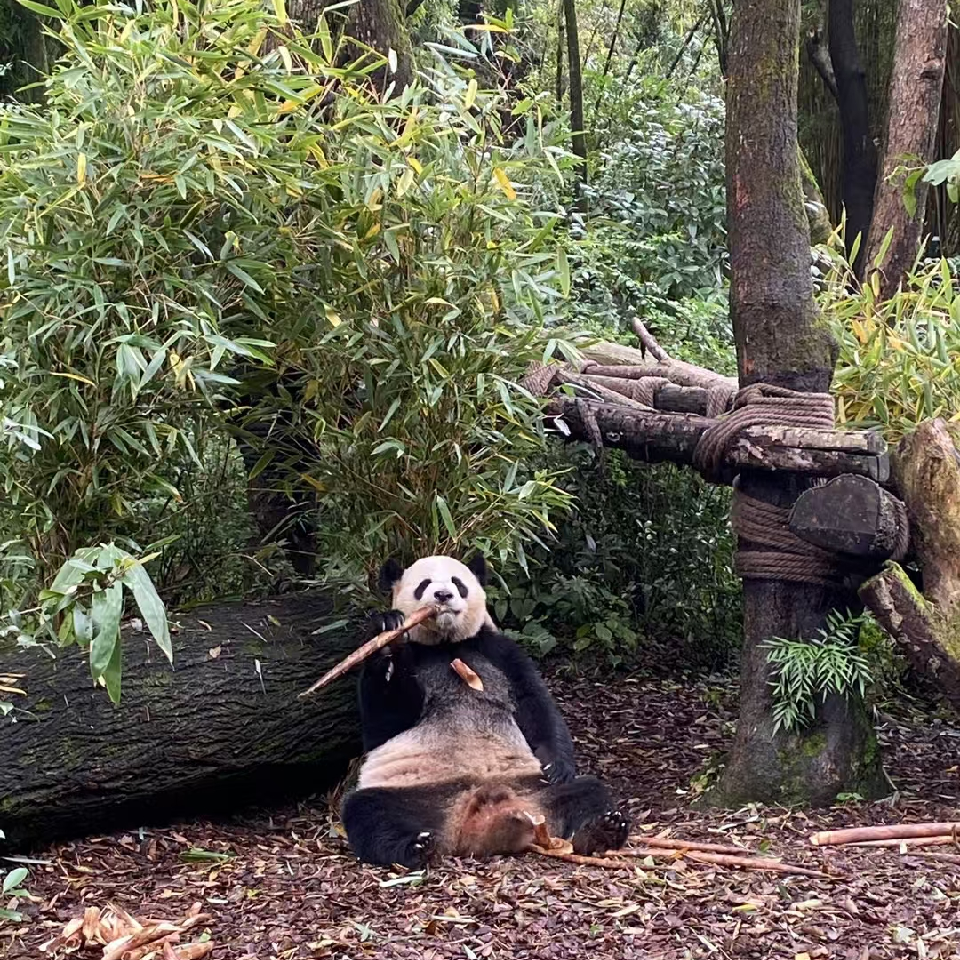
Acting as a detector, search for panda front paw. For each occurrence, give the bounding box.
[362,609,406,644]
[538,755,576,785]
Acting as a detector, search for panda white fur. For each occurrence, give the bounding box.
[340,553,630,868]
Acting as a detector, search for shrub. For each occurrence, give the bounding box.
[243,46,579,586]
[822,253,960,442]
[497,445,742,669]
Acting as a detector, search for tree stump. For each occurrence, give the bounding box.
[0,591,362,850]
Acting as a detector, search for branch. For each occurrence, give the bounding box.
[631,317,671,361]
[859,564,960,711]
[805,27,838,101]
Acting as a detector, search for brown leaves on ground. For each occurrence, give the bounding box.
[3,672,960,959]
[39,902,212,960]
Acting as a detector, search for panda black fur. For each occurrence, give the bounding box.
[341,553,630,868]
[341,648,630,867]
[357,554,576,784]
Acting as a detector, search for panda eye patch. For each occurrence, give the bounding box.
[451,577,468,599]
[413,579,431,600]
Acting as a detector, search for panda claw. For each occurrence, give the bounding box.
[410,831,436,868]
[571,809,630,855]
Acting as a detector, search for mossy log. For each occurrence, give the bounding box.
[860,420,960,709]
[0,591,361,850]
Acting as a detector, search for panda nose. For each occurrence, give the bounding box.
[433,589,454,603]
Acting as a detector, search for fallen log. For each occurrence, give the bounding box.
[810,823,960,846]
[0,590,361,850]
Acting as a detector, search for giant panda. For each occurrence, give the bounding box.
[356,554,576,783]
[341,647,630,867]
[341,552,630,867]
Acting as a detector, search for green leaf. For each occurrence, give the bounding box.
[224,261,264,294]
[434,494,457,539]
[3,868,27,893]
[90,582,123,678]
[102,628,123,704]
[16,0,62,16]
[122,561,172,663]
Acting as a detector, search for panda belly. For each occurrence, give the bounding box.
[357,726,542,791]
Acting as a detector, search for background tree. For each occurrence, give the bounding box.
[864,0,949,297]
[563,0,587,194]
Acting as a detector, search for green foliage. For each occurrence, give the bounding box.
[0,0,357,587]
[244,50,579,582]
[574,81,727,316]
[925,148,960,204]
[0,0,575,609]
[764,610,874,734]
[821,253,960,441]
[0,865,29,921]
[496,445,741,668]
[3,542,170,703]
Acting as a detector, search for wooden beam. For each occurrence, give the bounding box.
[545,399,889,482]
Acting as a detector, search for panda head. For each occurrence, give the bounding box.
[379,553,490,644]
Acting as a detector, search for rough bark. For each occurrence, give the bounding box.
[789,475,910,561]
[0,592,361,850]
[562,0,587,196]
[829,0,878,275]
[891,419,960,617]
[709,0,887,807]
[546,398,889,481]
[864,0,949,299]
[283,0,414,90]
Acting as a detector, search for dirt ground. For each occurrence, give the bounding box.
[4,670,959,960]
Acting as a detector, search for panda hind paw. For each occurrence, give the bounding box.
[409,830,436,869]
[571,809,630,855]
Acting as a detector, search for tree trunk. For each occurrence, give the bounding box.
[0,592,361,850]
[555,9,566,105]
[562,0,587,197]
[284,0,414,91]
[828,0,878,275]
[709,0,887,808]
[864,0,949,299]
[0,2,58,103]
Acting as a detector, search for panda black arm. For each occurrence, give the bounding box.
[356,610,423,752]
[475,628,577,783]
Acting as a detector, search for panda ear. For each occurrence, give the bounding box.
[378,558,404,594]
[465,553,488,586]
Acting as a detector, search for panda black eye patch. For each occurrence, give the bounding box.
[414,579,431,600]
[451,577,468,599]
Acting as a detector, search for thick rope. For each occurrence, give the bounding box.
[693,383,836,481]
[631,376,670,406]
[889,493,911,562]
[731,489,853,587]
[700,385,850,587]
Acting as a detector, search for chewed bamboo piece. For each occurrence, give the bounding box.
[299,605,439,698]
[810,823,960,847]
[451,657,484,691]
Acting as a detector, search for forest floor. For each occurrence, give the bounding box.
[4,669,959,960]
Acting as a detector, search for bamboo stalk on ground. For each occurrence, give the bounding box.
[631,835,753,855]
[810,823,960,846]
[848,835,958,849]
